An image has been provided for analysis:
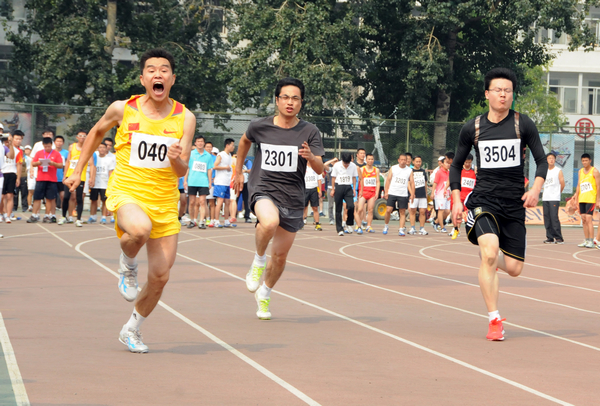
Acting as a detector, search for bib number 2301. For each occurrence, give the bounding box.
[261,143,298,173]
[478,139,520,169]
[129,133,179,169]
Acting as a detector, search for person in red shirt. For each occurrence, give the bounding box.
[26,138,63,223]
[450,153,476,238]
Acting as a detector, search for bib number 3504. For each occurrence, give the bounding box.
[478,139,520,169]
[129,133,179,169]
[261,143,298,173]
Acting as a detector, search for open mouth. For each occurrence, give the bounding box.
[153,82,165,95]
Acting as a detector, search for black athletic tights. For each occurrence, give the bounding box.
[63,184,84,220]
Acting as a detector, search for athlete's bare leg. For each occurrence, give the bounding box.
[215,197,224,223]
[312,206,320,223]
[178,193,186,218]
[135,234,178,317]
[582,214,593,239]
[384,205,393,224]
[198,195,207,222]
[90,197,98,217]
[254,199,279,256]
[357,196,366,225]
[366,197,376,227]
[116,203,152,259]
[264,226,296,289]
[478,234,523,312]
[209,199,215,221]
[188,195,198,223]
[399,209,406,229]
[419,208,427,228]
[409,208,417,228]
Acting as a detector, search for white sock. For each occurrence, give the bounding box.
[124,308,145,331]
[225,219,230,225]
[488,310,500,322]
[254,252,267,267]
[342,221,346,227]
[101,216,106,220]
[90,214,97,220]
[258,282,272,298]
[122,251,137,267]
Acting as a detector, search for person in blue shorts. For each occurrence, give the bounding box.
[212,138,236,228]
[185,136,213,229]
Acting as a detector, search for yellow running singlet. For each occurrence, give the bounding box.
[106,95,186,239]
[578,168,597,203]
[66,145,88,181]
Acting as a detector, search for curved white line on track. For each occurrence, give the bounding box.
[195,238,600,352]
[572,250,600,267]
[173,249,575,405]
[73,237,320,406]
[418,243,600,293]
[0,312,30,406]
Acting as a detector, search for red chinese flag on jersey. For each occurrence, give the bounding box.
[128,123,139,131]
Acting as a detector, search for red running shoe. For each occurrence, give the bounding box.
[486,318,506,341]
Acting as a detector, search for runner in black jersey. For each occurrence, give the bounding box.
[450,68,547,342]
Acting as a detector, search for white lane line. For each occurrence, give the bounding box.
[172,249,574,406]
[572,250,600,267]
[195,238,600,352]
[417,243,600,293]
[0,312,30,406]
[35,223,72,247]
[73,237,320,406]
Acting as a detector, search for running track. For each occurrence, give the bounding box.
[0,218,599,405]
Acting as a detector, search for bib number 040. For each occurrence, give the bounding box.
[129,132,179,169]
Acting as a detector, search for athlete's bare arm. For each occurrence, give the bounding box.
[408,172,415,202]
[594,168,600,206]
[559,170,565,193]
[233,133,251,194]
[88,156,96,188]
[65,100,126,191]
[384,170,393,199]
[376,168,381,192]
[168,109,195,178]
[5,135,14,159]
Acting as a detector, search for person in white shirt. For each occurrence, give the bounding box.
[88,142,116,224]
[331,152,358,235]
[542,152,565,244]
[303,162,323,230]
[383,153,415,236]
[212,138,236,228]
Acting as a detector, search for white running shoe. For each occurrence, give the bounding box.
[383,224,389,235]
[119,327,149,353]
[9,215,17,221]
[329,219,334,225]
[57,217,66,225]
[419,227,428,235]
[246,261,266,293]
[408,227,416,235]
[75,219,83,227]
[338,231,344,236]
[118,253,139,302]
[255,291,271,320]
[594,238,599,245]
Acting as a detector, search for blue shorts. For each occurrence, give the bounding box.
[213,185,231,199]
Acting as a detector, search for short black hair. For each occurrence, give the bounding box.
[341,152,352,163]
[546,152,556,158]
[399,153,407,159]
[405,152,412,158]
[42,128,55,137]
[466,153,474,161]
[140,48,175,75]
[54,135,65,142]
[205,141,213,147]
[77,129,87,135]
[103,137,114,144]
[484,68,517,92]
[445,151,455,159]
[414,155,422,160]
[357,148,366,153]
[194,136,205,143]
[42,137,52,145]
[12,130,24,137]
[581,153,591,160]
[224,138,235,147]
[366,153,374,159]
[275,77,305,100]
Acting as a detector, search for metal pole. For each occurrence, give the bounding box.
[406,120,410,153]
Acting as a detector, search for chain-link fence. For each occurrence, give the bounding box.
[2,102,599,179]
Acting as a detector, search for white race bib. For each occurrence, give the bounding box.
[461,177,475,189]
[192,161,207,173]
[261,143,298,173]
[70,159,78,169]
[478,139,521,169]
[581,182,593,193]
[129,133,179,169]
[364,177,377,187]
[337,175,352,185]
[305,175,317,183]
[393,176,407,185]
[414,173,425,188]
[96,165,107,175]
[544,176,554,186]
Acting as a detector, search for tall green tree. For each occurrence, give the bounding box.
[226,0,360,116]
[1,0,228,112]
[357,0,600,165]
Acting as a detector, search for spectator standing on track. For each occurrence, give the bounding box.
[237,155,252,223]
[542,152,565,244]
[185,136,213,229]
[303,161,323,230]
[0,131,16,224]
[26,138,63,224]
[204,142,218,227]
[23,145,34,211]
[354,148,366,230]
[54,135,69,211]
[212,138,236,228]
[324,157,338,225]
[572,153,600,248]
[383,153,414,236]
[64,48,196,353]
[431,157,451,233]
[450,67,548,341]
[408,156,429,235]
[88,142,115,224]
[234,77,325,320]
[2,130,23,223]
[449,153,476,238]
[357,153,380,233]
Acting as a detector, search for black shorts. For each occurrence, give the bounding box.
[386,195,409,210]
[579,203,596,215]
[465,207,526,262]
[90,188,107,202]
[33,181,58,201]
[304,188,319,208]
[250,194,304,233]
[179,188,186,195]
[2,173,17,194]
[188,186,210,197]
[55,182,63,193]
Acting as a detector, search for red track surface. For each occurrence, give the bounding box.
[0,219,598,405]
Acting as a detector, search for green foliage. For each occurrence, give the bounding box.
[226,0,360,116]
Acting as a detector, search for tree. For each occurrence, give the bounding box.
[356,0,600,166]
[226,0,360,116]
[1,0,229,113]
